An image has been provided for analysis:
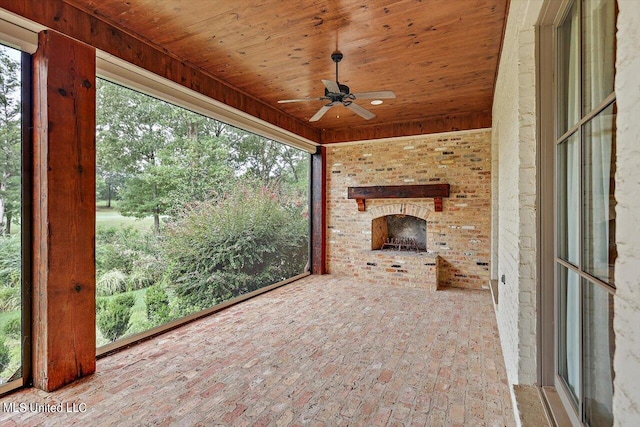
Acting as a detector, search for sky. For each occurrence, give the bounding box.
[0,42,21,60]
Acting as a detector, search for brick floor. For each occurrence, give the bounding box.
[0,275,515,426]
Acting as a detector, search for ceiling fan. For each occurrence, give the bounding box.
[278,51,396,122]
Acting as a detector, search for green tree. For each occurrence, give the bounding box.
[119,124,231,227]
[118,164,181,232]
[96,166,126,207]
[0,47,21,235]
[224,131,307,185]
[96,79,233,231]
[96,79,178,232]
[163,112,233,211]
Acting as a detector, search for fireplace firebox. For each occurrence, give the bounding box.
[371,215,427,252]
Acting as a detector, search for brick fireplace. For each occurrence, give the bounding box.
[372,213,426,251]
[326,129,491,289]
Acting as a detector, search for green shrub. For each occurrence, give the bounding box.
[0,286,20,312]
[127,255,162,291]
[96,226,158,275]
[162,183,308,313]
[96,270,128,296]
[145,285,171,326]
[96,293,136,342]
[0,335,10,373]
[0,235,21,289]
[2,315,20,338]
[96,244,135,275]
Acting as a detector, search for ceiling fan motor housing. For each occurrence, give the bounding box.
[324,83,351,100]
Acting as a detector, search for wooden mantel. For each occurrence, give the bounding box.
[347,184,450,212]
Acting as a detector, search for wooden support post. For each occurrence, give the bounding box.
[310,146,326,274]
[32,30,96,391]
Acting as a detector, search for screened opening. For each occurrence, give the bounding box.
[0,43,24,387]
[95,78,310,348]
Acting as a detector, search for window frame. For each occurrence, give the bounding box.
[538,0,617,424]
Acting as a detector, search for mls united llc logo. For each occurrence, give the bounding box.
[2,401,87,413]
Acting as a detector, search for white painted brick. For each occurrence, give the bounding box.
[614,2,640,425]
[494,3,639,426]
[492,0,539,389]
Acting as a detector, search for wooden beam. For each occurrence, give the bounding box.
[347,184,450,200]
[1,0,321,143]
[320,112,492,144]
[310,147,326,274]
[32,29,96,391]
[347,184,450,212]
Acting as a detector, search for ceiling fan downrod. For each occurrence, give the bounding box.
[331,51,343,85]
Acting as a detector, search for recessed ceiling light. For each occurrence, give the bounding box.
[370,100,383,105]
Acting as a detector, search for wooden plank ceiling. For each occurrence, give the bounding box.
[63,0,508,143]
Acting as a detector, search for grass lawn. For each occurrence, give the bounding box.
[96,205,155,231]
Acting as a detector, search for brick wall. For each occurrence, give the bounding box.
[491,0,540,388]
[326,129,491,289]
[613,2,640,425]
[492,3,640,425]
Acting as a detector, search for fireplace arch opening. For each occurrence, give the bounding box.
[371,214,427,252]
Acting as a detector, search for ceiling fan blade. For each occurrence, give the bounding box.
[351,90,396,100]
[309,104,334,122]
[322,79,341,93]
[278,97,326,103]
[345,102,376,120]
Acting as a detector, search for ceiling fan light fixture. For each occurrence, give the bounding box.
[278,51,395,122]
